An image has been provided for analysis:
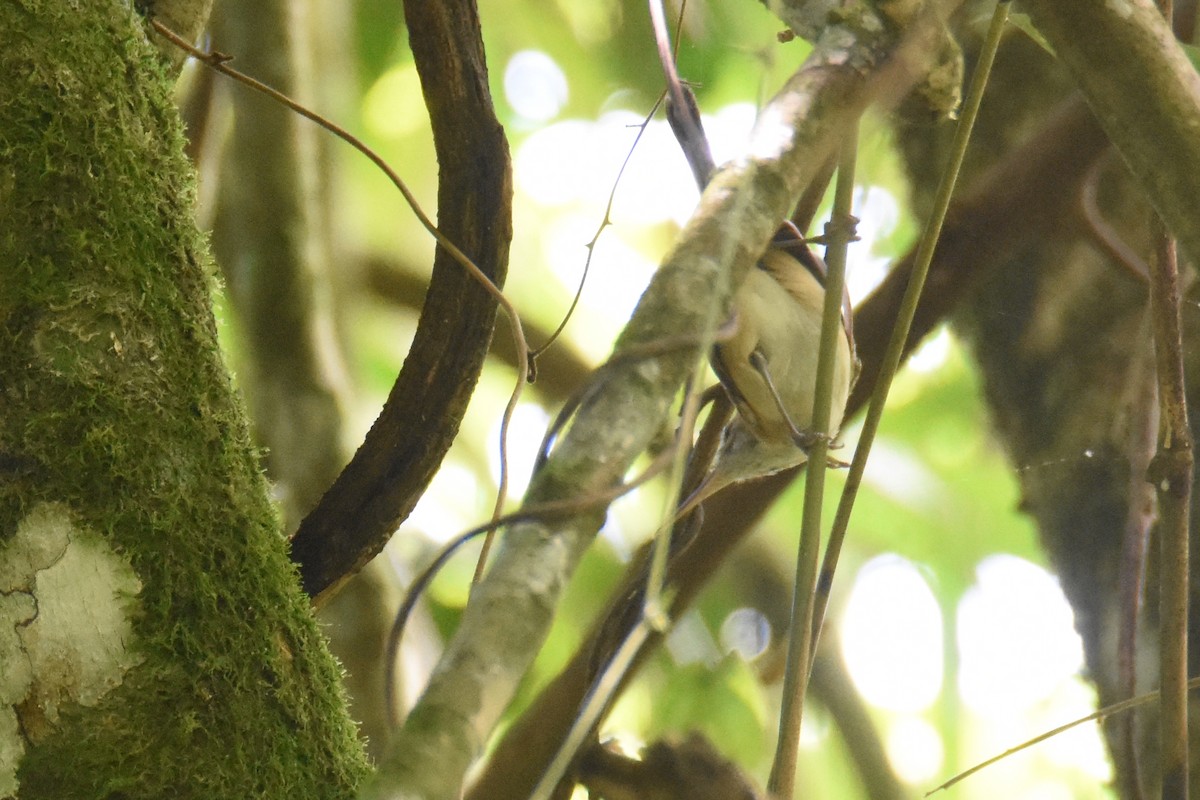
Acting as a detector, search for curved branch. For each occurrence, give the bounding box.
[1020,0,1200,267]
[289,0,513,602]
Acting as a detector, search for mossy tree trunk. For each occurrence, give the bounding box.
[0,4,368,798]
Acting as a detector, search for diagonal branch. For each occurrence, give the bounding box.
[466,93,1109,800]
[360,10,965,799]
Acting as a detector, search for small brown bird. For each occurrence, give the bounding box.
[650,28,854,515]
[680,242,854,516]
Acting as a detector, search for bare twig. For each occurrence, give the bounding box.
[1144,0,1193,790]
[1117,331,1158,800]
[383,444,678,729]
[150,20,518,347]
[528,96,665,376]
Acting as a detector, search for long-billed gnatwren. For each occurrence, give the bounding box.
[680,238,855,516]
[656,69,855,516]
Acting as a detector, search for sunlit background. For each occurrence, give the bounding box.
[204,2,1119,796]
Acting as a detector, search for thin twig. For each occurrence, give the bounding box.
[525,385,709,800]
[1117,327,1157,800]
[1148,219,1192,799]
[637,0,723,640]
[1145,0,1192,789]
[388,328,722,729]
[528,96,665,374]
[810,0,1010,670]
[384,443,678,729]
[519,7,732,770]
[529,616,656,800]
[150,21,522,351]
[929,676,1200,795]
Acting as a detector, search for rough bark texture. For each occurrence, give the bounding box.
[0,3,368,797]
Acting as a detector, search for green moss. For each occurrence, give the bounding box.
[0,4,368,798]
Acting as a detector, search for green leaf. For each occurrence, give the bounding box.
[1007,12,1055,57]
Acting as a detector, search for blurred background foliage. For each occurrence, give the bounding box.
[191,0,1116,796]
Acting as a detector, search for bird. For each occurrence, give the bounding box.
[648,35,855,517]
[678,240,855,519]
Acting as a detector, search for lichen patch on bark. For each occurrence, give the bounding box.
[0,502,142,795]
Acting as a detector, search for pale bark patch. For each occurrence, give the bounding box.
[0,502,143,795]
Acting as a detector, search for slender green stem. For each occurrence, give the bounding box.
[809,0,1011,663]
[766,120,859,799]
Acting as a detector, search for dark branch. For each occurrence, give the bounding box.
[289,0,513,601]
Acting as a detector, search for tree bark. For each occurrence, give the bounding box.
[895,13,1200,797]
[0,4,367,797]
